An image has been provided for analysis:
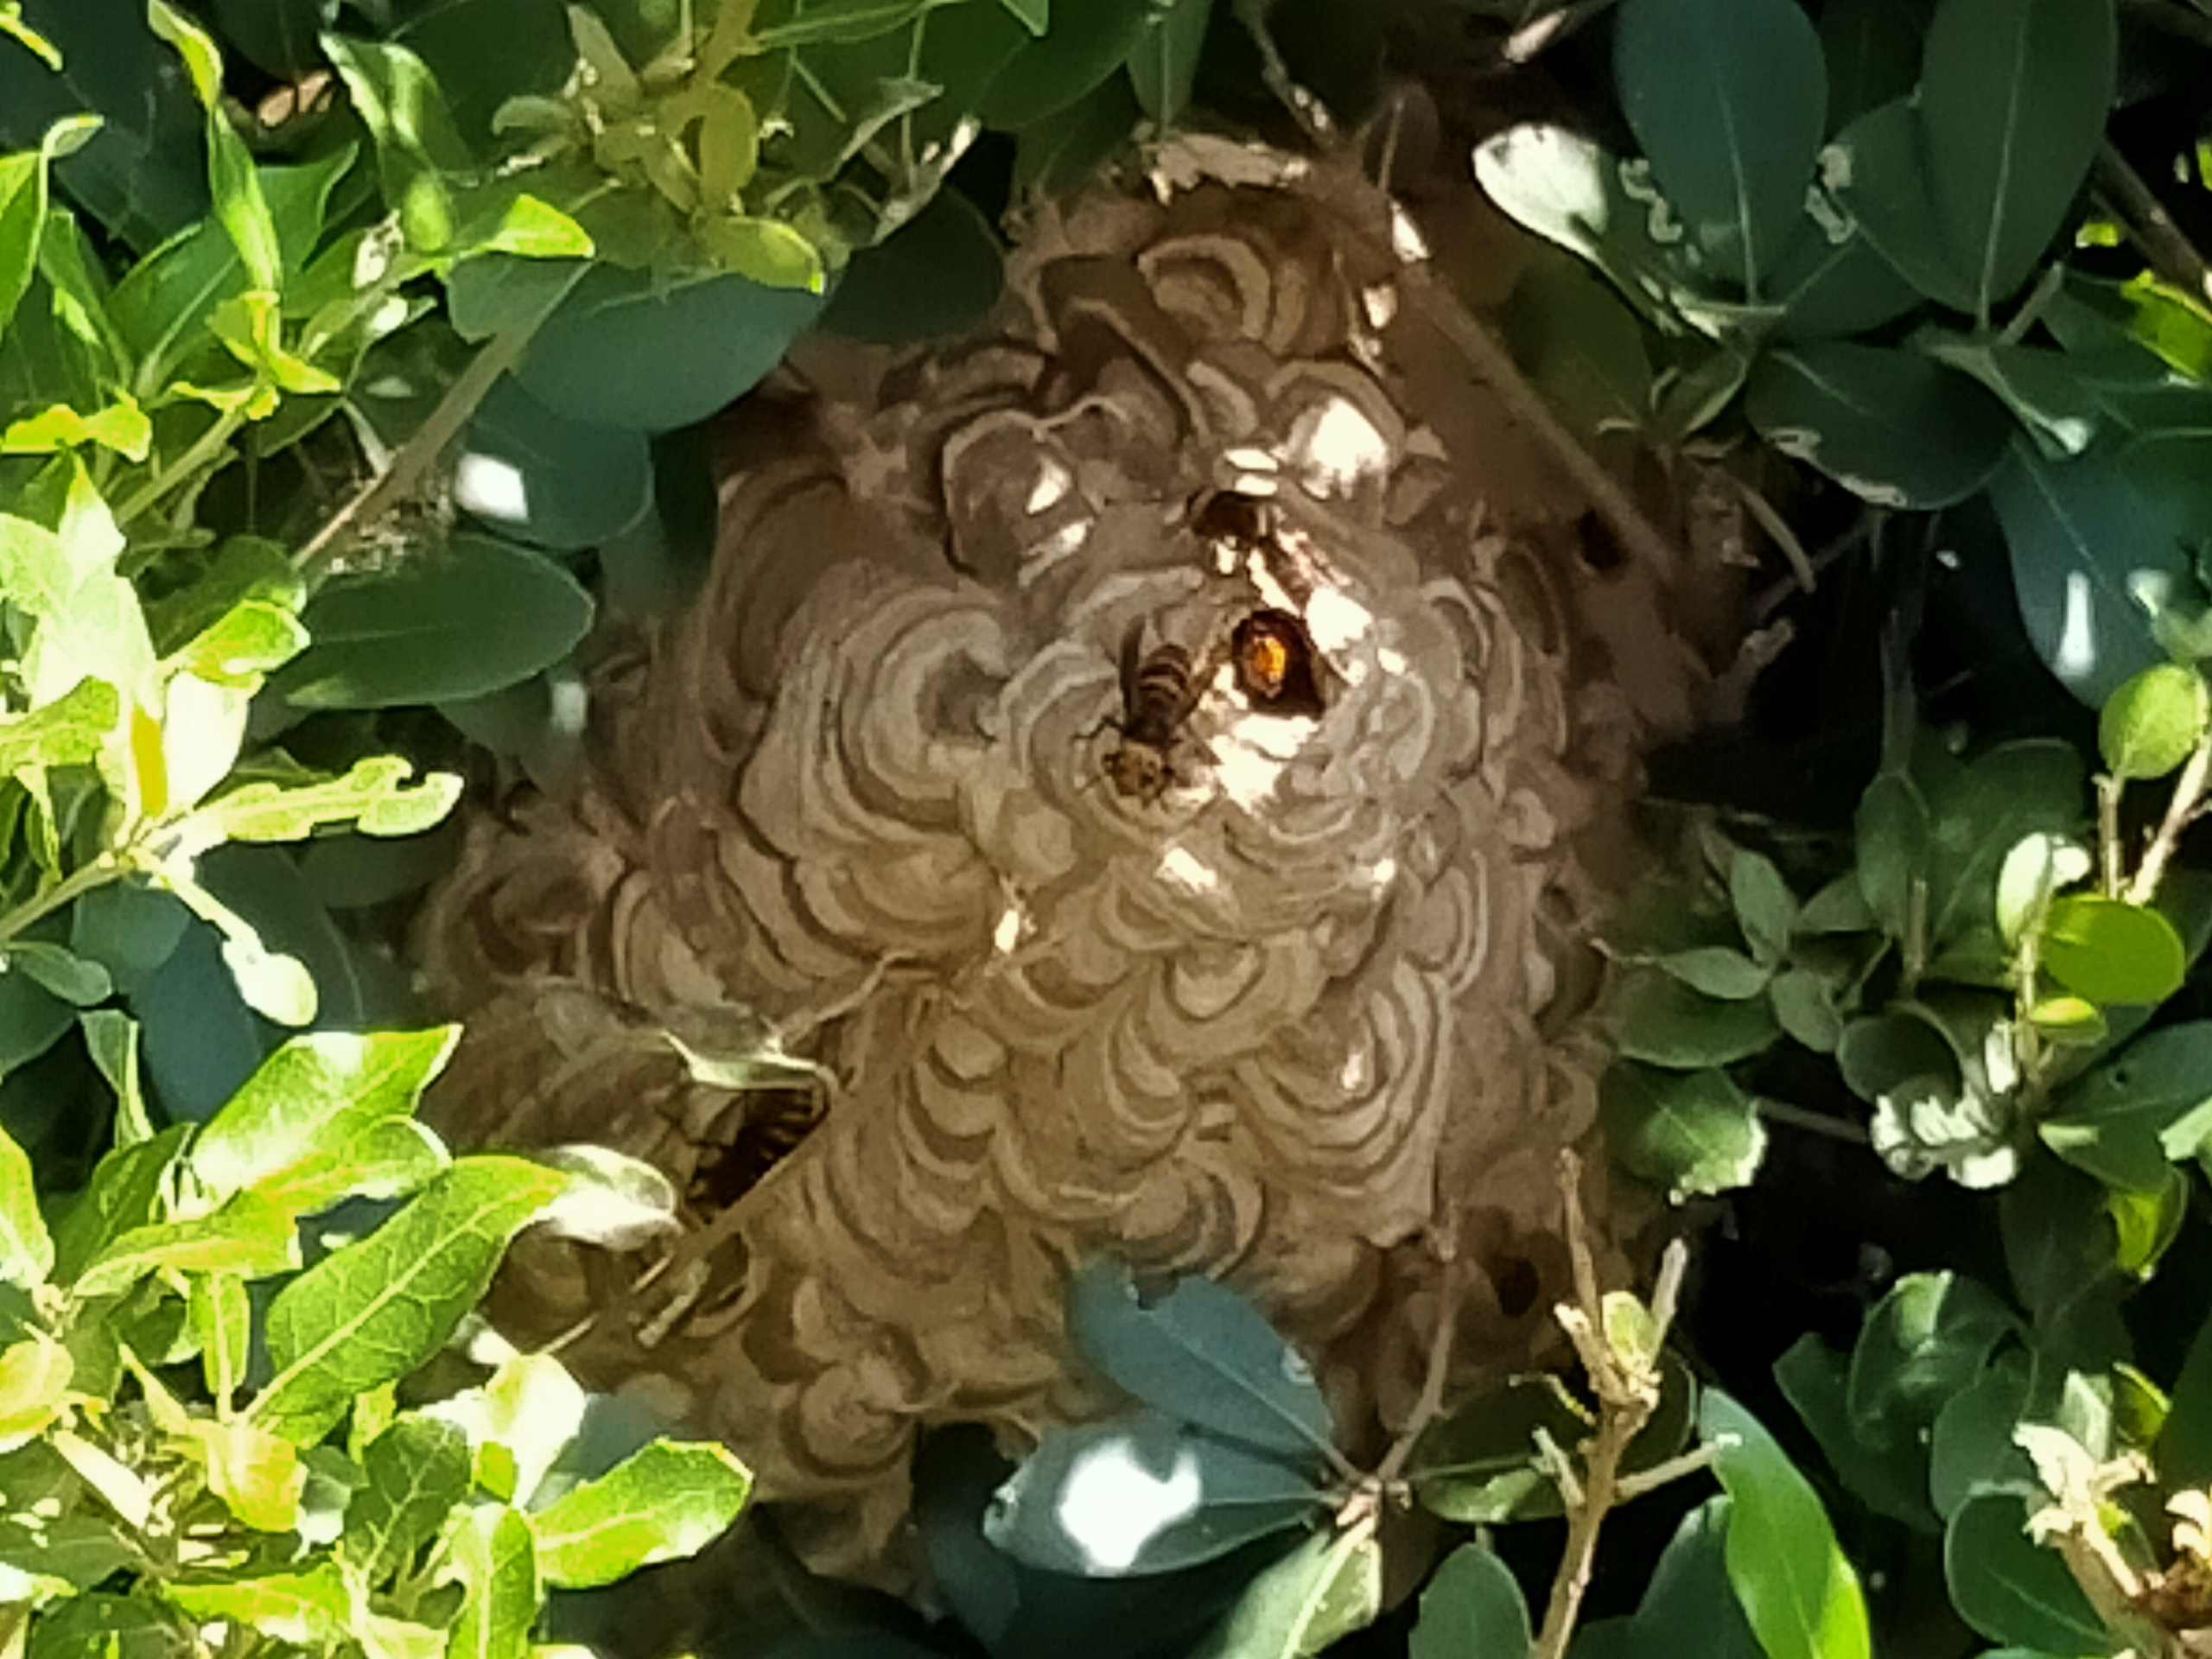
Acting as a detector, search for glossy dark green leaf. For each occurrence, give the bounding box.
[1197,1522,1382,1659]
[385,0,572,145]
[983,1409,1322,1577]
[1613,0,1825,297]
[0,969,73,1082]
[283,532,593,709]
[0,0,206,251]
[209,0,335,76]
[1745,341,2011,508]
[1927,1351,2031,1519]
[2038,894,2186,1007]
[821,187,1004,344]
[1611,1498,1765,1659]
[1920,0,2115,322]
[456,376,652,552]
[1652,948,1770,1001]
[1408,1541,1528,1659]
[1827,99,1975,313]
[254,1155,571,1440]
[1126,0,1212,127]
[978,0,1154,129]
[1608,969,1783,1069]
[1599,1062,1768,1201]
[1772,1334,1937,1529]
[2043,1021,2212,1192]
[443,253,590,343]
[1943,1490,2107,1652]
[1770,217,1923,341]
[1854,770,1929,939]
[514,264,825,432]
[1701,1391,1873,1659]
[1847,1271,2018,1443]
[1817,0,1934,129]
[1067,1259,1332,1462]
[1921,738,2088,953]
[2158,1303,2212,1484]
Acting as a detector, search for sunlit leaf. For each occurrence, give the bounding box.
[2038,894,2186,1006]
[529,1439,751,1588]
[1599,1063,1768,1201]
[1198,1522,1382,1659]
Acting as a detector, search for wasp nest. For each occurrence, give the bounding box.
[421,136,1664,1577]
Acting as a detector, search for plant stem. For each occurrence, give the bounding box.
[2097,774,2125,898]
[113,404,251,530]
[0,854,122,953]
[1753,1099,1870,1144]
[2126,733,2212,906]
[293,319,539,576]
[1532,1403,1639,1659]
[2093,140,2212,308]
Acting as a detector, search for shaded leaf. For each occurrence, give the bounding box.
[2043,1021,2212,1191]
[1407,1540,1527,1659]
[1943,1490,2107,1652]
[1198,1522,1382,1659]
[1613,0,1826,296]
[1068,1259,1333,1463]
[456,376,652,552]
[340,1414,471,1586]
[1126,0,1212,128]
[1745,341,2011,508]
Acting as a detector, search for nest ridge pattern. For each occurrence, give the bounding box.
[421,137,1642,1573]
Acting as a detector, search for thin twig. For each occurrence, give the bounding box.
[1729,474,1818,596]
[2092,142,2212,308]
[293,320,538,575]
[1374,1217,1464,1491]
[2126,733,2212,906]
[1407,281,1684,585]
[1754,1099,1872,1145]
[1751,517,1871,620]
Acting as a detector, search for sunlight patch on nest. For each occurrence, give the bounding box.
[1156,845,1218,893]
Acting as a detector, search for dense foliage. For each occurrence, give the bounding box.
[3,0,2212,1655]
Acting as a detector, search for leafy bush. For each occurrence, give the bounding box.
[8,0,2212,1656]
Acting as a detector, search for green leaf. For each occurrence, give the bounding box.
[1920,337,2106,459]
[1942,1490,2107,1652]
[164,1561,350,1645]
[2038,894,2186,1006]
[1408,1540,1529,1659]
[70,1189,300,1298]
[385,0,570,146]
[983,1409,1322,1576]
[2099,663,2209,781]
[2107,1166,2187,1278]
[513,264,826,432]
[1993,437,2199,712]
[0,1335,70,1448]
[1818,0,1934,129]
[149,1,283,292]
[1608,1498,1765,1659]
[208,0,336,78]
[1772,1335,1937,1529]
[192,753,464,840]
[1921,739,2088,955]
[1700,1390,1873,1659]
[188,1270,249,1402]
[1727,846,1797,963]
[1608,969,1782,1068]
[284,533,594,709]
[253,1156,572,1441]
[1855,770,1929,939]
[1745,342,2011,508]
[0,1122,50,1287]
[1196,1522,1382,1659]
[189,1415,306,1531]
[818,187,1004,345]
[426,1351,586,1505]
[443,253,589,342]
[1769,969,1845,1053]
[1612,0,1826,298]
[1651,948,1771,1001]
[82,1009,154,1147]
[0,0,207,252]
[2043,1021,2212,1190]
[1927,1352,2031,1519]
[1995,833,2090,946]
[340,1414,471,1585]
[456,377,652,553]
[1827,99,1976,312]
[1847,1272,2017,1444]
[977,0,1154,129]
[1067,1259,1333,1462]
[190,1027,460,1207]
[47,1125,188,1283]
[1599,1063,1768,1202]
[442,1504,539,1659]
[321,34,472,255]
[1919,0,2116,323]
[1125,0,1211,128]
[529,1438,751,1588]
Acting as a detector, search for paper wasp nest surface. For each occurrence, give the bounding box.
[421,137,1656,1575]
